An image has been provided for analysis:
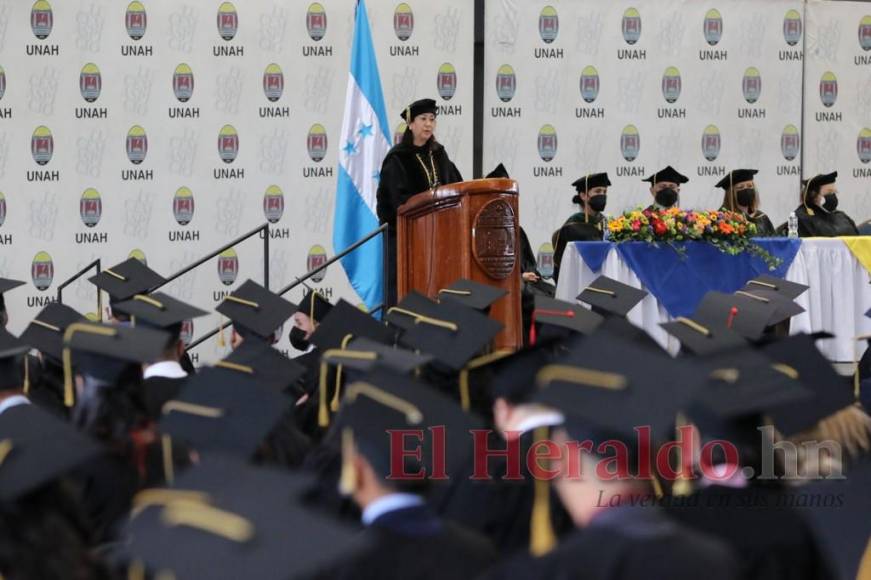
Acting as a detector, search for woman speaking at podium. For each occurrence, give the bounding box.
[377,98,463,307]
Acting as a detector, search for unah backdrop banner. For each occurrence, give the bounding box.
[804,0,871,222]
[0,0,473,364]
[484,0,805,276]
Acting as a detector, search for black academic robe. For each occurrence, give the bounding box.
[520,228,555,346]
[318,504,496,580]
[376,141,462,307]
[141,376,187,420]
[796,204,859,237]
[665,484,827,580]
[484,506,740,580]
[551,212,605,283]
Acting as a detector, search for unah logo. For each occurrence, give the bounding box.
[781,125,800,161]
[437,63,457,101]
[129,249,147,265]
[496,65,516,103]
[394,3,413,42]
[217,2,238,42]
[783,9,802,47]
[31,126,54,165]
[858,128,871,164]
[819,71,838,108]
[126,1,147,41]
[622,8,642,45]
[701,125,721,162]
[0,67,5,101]
[126,125,148,164]
[307,124,327,163]
[703,9,723,46]
[173,64,194,102]
[306,2,327,42]
[31,251,53,291]
[307,245,328,283]
[263,185,284,223]
[173,186,194,226]
[620,125,640,162]
[80,188,102,228]
[579,66,599,104]
[80,63,101,103]
[539,6,558,44]
[537,124,557,162]
[394,122,406,146]
[0,193,6,228]
[742,67,762,104]
[662,66,681,104]
[31,0,53,40]
[218,125,239,163]
[217,248,238,286]
[263,64,284,102]
[860,15,871,51]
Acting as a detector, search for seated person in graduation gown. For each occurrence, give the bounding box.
[642,165,688,212]
[290,290,333,397]
[0,277,25,329]
[376,98,463,308]
[717,169,775,237]
[795,171,859,237]
[551,173,610,283]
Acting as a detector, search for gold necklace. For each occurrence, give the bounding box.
[415,151,439,188]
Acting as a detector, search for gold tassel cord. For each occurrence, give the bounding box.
[217,315,226,348]
[437,289,472,296]
[857,538,871,580]
[583,286,616,296]
[536,365,628,391]
[458,369,471,412]
[162,401,225,418]
[31,319,61,332]
[162,435,174,485]
[771,363,800,380]
[62,323,118,408]
[133,489,211,511]
[133,294,166,310]
[529,426,557,556]
[104,268,127,281]
[338,427,357,496]
[414,314,458,333]
[459,350,514,412]
[23,355,29,395]
[709,368,740,384]
[330,334,356,412]
[747,280,778,290]
[127,560,145,580]
[734,290,770,303]
[0,439,13,466]
[675,317,711,337]
[161,502,254,543]
[224,295,260,309]
[214,360,255,374]
[345,382,423,424]
[318,359,330,427]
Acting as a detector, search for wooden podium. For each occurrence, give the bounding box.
[396,178,522,351]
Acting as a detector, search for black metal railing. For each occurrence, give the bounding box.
[56,259,101,316]
[185,224,386,351]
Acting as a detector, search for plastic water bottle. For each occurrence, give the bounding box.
[602,215,610,241]
[787,211,798,238]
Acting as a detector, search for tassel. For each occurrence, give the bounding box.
[162,435,174,485]
[529,426,557,556]
[857,539,871,580]
[318,359,330,428]
[217,315,226,348]
[62,346,75,407]
[128,560,145,580]
[458,369,471,412]
[650,471,665,500]
[338,428,357,496]
[330,334,355,412]
[23,355,30,395]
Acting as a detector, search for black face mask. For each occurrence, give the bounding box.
[587,195,607,212]
[289,326,310,351]
[655,188,678,208]
[823,193,839,212]
[736,188,756,208]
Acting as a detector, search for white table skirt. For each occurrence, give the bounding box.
[556,239,871,362]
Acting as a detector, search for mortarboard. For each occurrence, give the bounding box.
[577,275,647,318]
[694,291,779,342]
[402,98,437,122]
[531,295,602,344]
[0,277,25,313]
[660,316,748,357]
[437,278,507,311]
[297,290,333,325]
[641,166,689,185]
[88,258,166,302]
[112,292,208,330]
[0,403,103,501]
[121,455,368,580]
[803,171,838,193]
[18,303,85,362]
[0,328,29,390]
[385,291,439,332]
[732,288,805,327]
[741,274,808,301]
[214,340,307,398]
[715,169,758,190]
[485,163,510,179]
[216,280,297,341]
[571,172,611,193]
[310,299,394,352]
[489,340,560,404]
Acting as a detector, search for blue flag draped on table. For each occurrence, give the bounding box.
[332,0,390,312]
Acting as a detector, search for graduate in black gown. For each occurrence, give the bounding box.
[376,98,462,307]
[717,169,776,237]
[642,165,688,212]
[551,173,610,283]
[795,171,859,237]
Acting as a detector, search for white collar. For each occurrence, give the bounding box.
[143,360,187,380]
[361,493,425,526]
[513,411,565,436]
[0,394,30,415]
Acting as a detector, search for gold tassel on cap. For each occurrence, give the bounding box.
[62,323,118,407]
[459,350,513,412]
[675,316,710,337]
[338,427,357,496]
[529,426,556,556]
[857,539,871,580]
[217,315,226,348]
[161,502,254,543]
[671,413,693,497]
[23,355,29,395]
[127,560,146,580]
[318,359,331,428]
[330,334,355,412]
[162,434,174,485]
[536,365,628,391]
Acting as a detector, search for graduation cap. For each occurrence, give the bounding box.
[641,166,689,185]
[660,316,748,357]
[577,275,647,318]
[732,288,805,327]
[112,292,208,331]
[297,289,333,325]
[530,295,602,345]
[384,291,440,332]
[489,340,560,403]
[0,277,25,315]
[397,297,503,371]
[159,366,291,458]
[760,334,856,436]
[19,303,85,362]
[62,322,171,407]
[715,169,758,190]
[485,163,510,179]
[216,280,296,342]
[741,274,808,301]
[0,403,103,501]
[310,299,394,351]
[402,97,437,122]
[335,368,481,492]
[571,172,611,193]
[214,340,307,398]
[121,455,368,580]
[437,278,507,311]
[803,171,838,193]
[0,328,29,390]
[694,291,779,342]
[88,258,166,302]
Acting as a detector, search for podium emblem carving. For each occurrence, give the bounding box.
[473,199,516,280]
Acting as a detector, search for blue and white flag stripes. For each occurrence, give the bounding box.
[332,0,391,313]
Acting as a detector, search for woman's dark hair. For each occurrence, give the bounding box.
[400,127,442,151]
[75,363,147,445]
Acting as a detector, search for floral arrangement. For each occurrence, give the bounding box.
[607,207,781,270]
